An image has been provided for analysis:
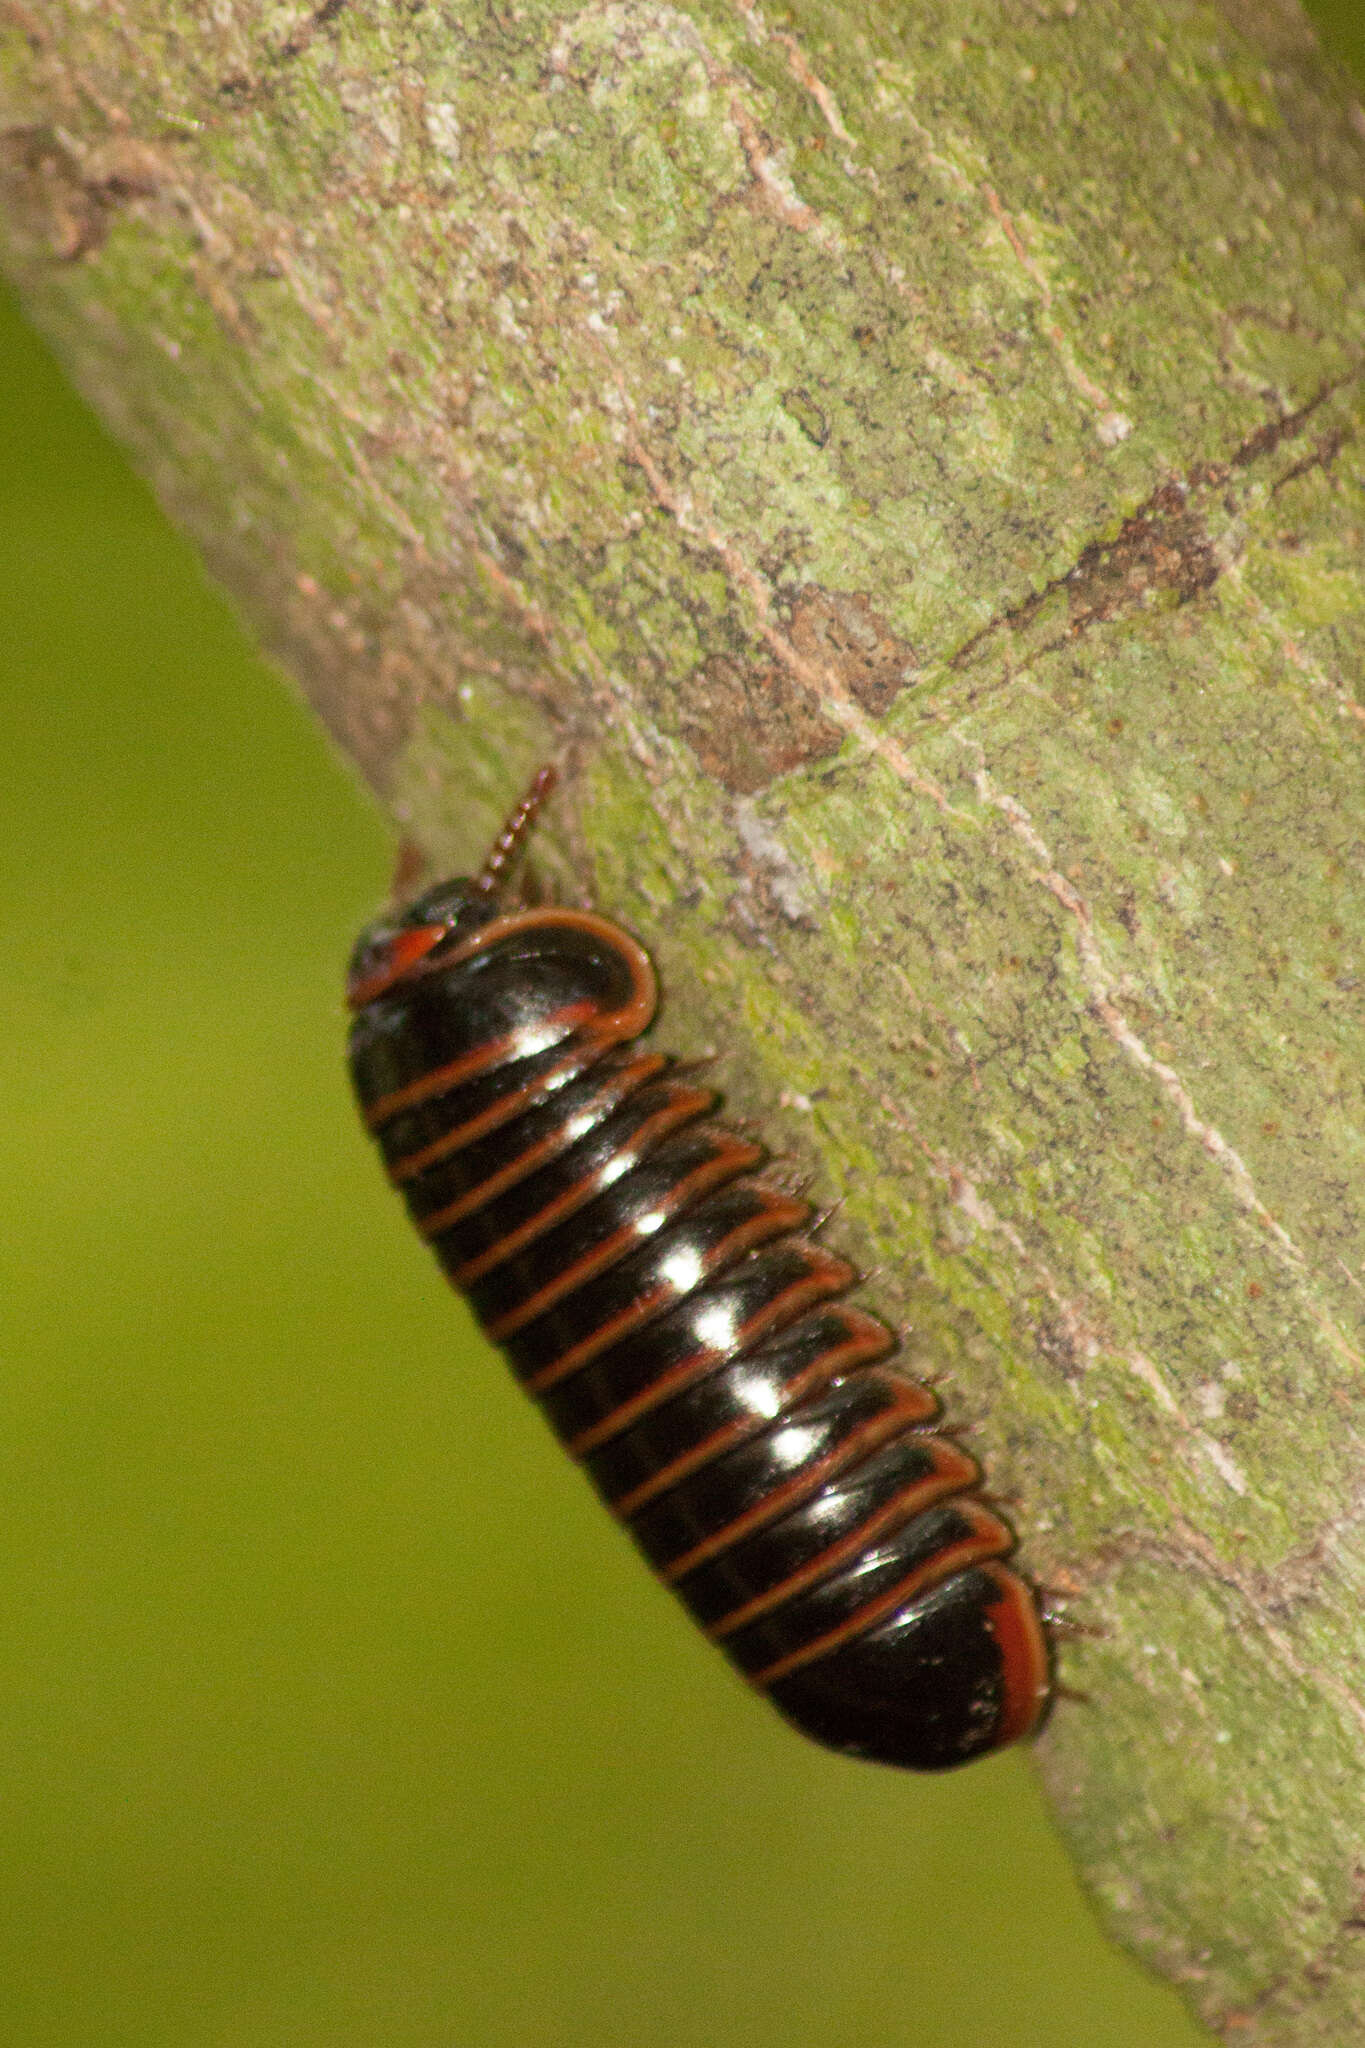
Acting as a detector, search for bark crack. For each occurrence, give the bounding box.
[948,368,1362,673]
[963,759,1327,1287]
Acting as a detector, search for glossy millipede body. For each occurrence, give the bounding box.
[347,770,1051,1770]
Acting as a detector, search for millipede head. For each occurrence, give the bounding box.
[346,765,560,1011]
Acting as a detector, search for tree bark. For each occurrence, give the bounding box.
[3,1,1364,2038]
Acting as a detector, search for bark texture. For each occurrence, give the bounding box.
[3,2,1364,2038]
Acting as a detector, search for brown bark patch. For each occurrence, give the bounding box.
[680,586,917,794]
[0,126,107,260]
[1064,482,1223,632]
[680,648,844,793]
[786,586,919,718]
[952,479,1226,670]
[0,125,178,263]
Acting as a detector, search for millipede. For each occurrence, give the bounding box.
[346,767,1052,1771]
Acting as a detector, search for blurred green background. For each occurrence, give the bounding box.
[2,14,1359,2042]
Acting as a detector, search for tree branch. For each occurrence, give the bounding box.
[3,2,1364,2038]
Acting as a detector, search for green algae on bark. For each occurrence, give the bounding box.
[3,2,1364,2039]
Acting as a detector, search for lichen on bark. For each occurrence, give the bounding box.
[2,1,1364,2039]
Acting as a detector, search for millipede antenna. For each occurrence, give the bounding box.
[476,764,558,894]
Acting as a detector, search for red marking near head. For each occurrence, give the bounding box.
[346,924,447,1010]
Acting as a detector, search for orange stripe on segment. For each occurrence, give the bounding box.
[386,1044,617,1180]
[835,1347,938,1425]
[392,1052,671,1201]
[660,1377,948,1584]
[484,1144,782,1344]
[346,925,447,1009]
[521,1195,810,1395]
[568,1253,865,1469]
[979,1562,1052,1746]
[748,1502,1015,1689]
[609,1327,929,1523]
[706,1456,980,1640]
[435,908,659,1044]
[365,907,659,1129]
[440,1085,720,1280]
[608,1312,912,1500]
[363,1000,598,1129]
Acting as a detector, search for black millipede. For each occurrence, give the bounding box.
[346,766,1052,1770]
